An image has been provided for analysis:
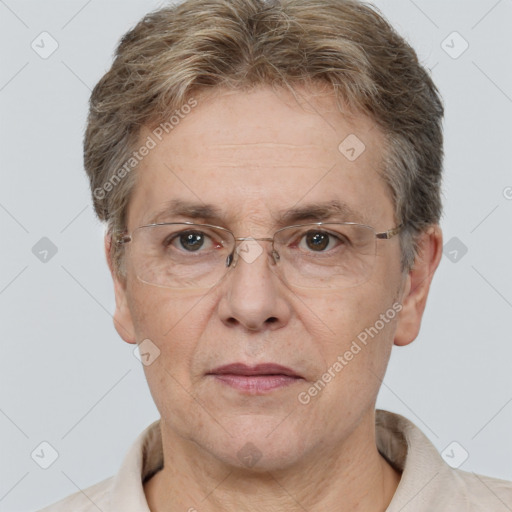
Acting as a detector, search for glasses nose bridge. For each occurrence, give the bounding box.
[234,236,274,243]
[230,236,280,269]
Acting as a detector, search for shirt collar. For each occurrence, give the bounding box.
[109,419,163,512]
[376,410,454,511]
[108,410,450,511]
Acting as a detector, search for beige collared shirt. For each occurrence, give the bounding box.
[39,410,512,511]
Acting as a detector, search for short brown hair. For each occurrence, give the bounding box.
[84,0,444,274]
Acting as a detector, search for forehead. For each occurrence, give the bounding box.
[127,86,394,230]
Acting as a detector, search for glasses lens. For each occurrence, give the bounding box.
[273,223,377,289]
[124,222,378,290]
[127,224,234,288]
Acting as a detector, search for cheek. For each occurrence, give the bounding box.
[127,283,214,368]
[297,289,398,411]
[296,285,393,344]
[294,282,399,385]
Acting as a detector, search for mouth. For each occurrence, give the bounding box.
[207,363,303,394]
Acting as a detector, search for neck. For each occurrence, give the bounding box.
[144,410,401,512]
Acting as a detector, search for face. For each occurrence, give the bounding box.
[109,86,433,472]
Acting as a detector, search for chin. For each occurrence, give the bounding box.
[203,417,310,472]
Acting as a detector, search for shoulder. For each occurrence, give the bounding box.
[448,470,512,511]
[376,410,512,511]
[36,476,114,512]
[35,419,162,512]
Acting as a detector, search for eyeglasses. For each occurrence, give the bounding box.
[116,222,402,290]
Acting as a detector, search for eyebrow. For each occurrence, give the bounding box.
[144,199,370,227]
[278,200,370,225]
[145,199,224,225]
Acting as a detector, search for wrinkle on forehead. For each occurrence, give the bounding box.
[204,143,327,154]
[206,143,319,149]
[197,142,339,168]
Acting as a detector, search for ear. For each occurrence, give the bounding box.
[394,225,443,347]
[105,233,137,344]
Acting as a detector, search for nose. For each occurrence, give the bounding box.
[217,241,292,332]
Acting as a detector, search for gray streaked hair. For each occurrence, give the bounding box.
[84,0,444,275]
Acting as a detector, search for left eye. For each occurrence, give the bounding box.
[299,231,345,252]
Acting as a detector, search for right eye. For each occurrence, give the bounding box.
[163,230,210,252]
[163,229,225,253]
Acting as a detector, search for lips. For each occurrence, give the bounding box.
[208,363,301,378]
[208,363,303,394]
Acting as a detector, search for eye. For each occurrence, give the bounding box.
[165,230,216,252]
[179,231,206,251]
[299,230,347,252]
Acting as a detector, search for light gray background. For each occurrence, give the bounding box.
[1,0,511,510]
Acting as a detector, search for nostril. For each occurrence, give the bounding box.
[266,317,278,324]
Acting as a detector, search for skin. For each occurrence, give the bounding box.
[106,85,443,512]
